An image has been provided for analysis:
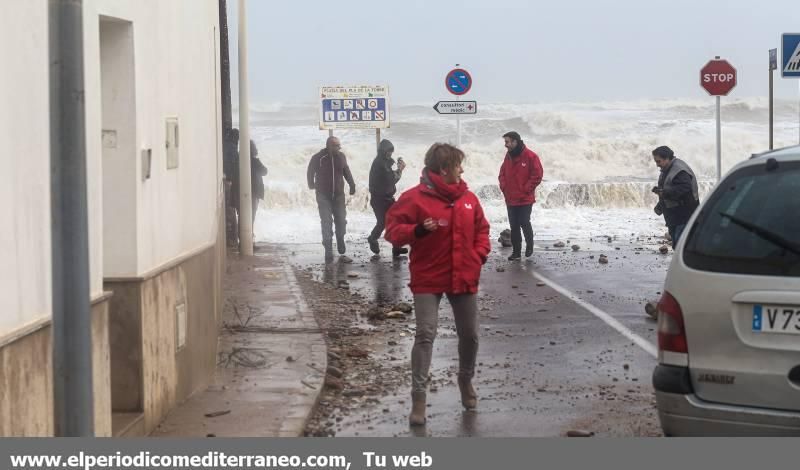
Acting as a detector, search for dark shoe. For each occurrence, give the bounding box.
[525,244,533,257]
[368,237,380,254]
[409,391,427,426]
[458,376,477,410]
[508,253,521,261]
[339,255,353,264]
[392,247,408,258]
[336,236,346,255]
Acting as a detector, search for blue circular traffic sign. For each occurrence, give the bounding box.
[445,68,472,96]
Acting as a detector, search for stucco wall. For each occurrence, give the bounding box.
[0,300,112,437]
[0,1,55,339]
[0,0,221,339]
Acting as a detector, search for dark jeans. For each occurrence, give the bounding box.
[316,192,347,249]
[668,224,686,249]
[368,196,394,242]
[411,293,479,393]
[506,204,533,254]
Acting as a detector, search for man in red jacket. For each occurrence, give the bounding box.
[498,131,544,260]
[385,143,491,426]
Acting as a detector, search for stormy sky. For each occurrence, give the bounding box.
[227,0,800,104]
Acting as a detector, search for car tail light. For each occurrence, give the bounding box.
[657,291,688,354]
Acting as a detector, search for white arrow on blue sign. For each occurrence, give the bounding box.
[445,68,472,96]
[782,33,800,78]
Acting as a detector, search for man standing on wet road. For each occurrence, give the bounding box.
[651,145,699,248]
[307,136,356,263]
[498,131,544,260]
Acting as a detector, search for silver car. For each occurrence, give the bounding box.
[653,145,800,436]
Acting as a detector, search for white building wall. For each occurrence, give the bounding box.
[88,1,222,276]
[0,0,222,338]
[0,1,53,340]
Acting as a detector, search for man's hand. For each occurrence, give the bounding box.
[349,185,356,195]
[397,159,406,172]
[422,218,438,232]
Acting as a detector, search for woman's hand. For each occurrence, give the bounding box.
[422,218,438,232]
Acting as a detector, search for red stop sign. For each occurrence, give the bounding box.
[700,59,737,96]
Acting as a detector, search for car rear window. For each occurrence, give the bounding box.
[683,159,800,276]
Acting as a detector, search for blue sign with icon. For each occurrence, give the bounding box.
[445,68,472,96]
[321,98,387,122]
[782,33,800,78]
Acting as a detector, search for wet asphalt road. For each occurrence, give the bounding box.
[286,234,672,437]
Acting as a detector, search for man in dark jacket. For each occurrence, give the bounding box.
[652,145,699,248]
[224,129,268,246]
[498,131,544,260]
[247,140,268,225]
[307,136,356,263]
[223,128,240,245]
[367,139,408,257]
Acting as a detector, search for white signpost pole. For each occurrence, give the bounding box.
[456,94,461,148]
[716,95,722,182]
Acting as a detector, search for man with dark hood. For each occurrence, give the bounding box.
[224,129,268,249]
[367,139,408,257]
[651,145,699,248]
[247,140,268,226]
[223,128,240,245]
[307,136,356,263]
[498,131,544,260]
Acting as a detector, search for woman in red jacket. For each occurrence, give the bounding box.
[385,143,491,426]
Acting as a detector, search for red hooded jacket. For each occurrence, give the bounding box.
[385,171,491,295]
[498,145,543,206]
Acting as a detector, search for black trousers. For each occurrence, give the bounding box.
[507,204,533,254]
[368,196,395,243]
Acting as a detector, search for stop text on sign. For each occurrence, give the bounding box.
[703,73,735,83]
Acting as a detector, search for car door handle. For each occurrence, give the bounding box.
[732,291,800,305]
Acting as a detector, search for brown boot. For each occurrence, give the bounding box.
[458,376,477,409]
[408,391,427,426]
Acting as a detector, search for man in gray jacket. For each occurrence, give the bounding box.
[652,146,700,248]
[307,136,356,263]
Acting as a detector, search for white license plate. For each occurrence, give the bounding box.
[753,305,800,334]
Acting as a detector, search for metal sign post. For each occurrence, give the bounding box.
[456,95,461,148]
[769,48,777,149]
[700,56,737,182]
[716,96,722,181]
[445,66,472,147]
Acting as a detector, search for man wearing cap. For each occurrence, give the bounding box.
[498,131,544,260]
[651,145,699,248]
